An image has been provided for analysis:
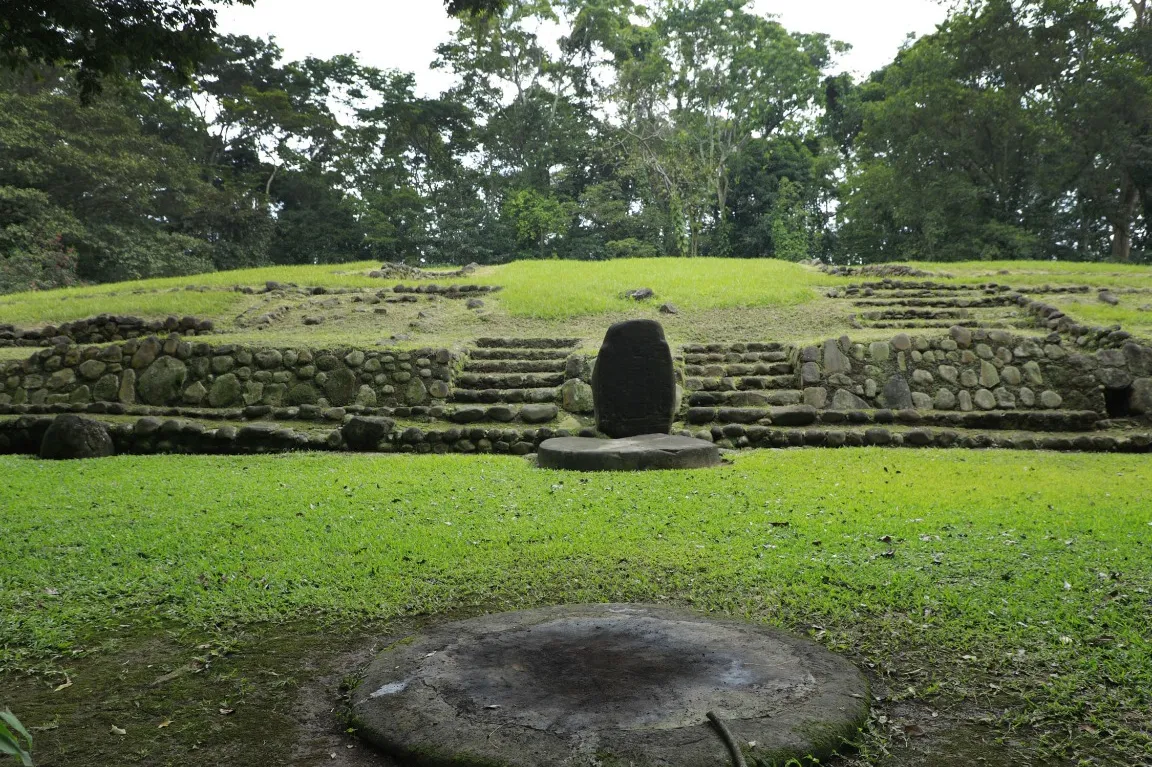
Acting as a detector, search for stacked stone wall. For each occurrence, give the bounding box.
[794,327,1152,417]
[0,335,457,410]
[0,315,214,347]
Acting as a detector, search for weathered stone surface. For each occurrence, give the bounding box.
[324,367,359,406]
[1023,361,1044,385]
[93,374,120,402]
[428,380,451,399]
[78,359,106,381]
[1040,390,1063,408]
[137,358,187,406]
[118,369,137,404]
[520,403,559,423]
[911,369,934,386]
[822,339,852,375]
[538,436,720,471]
[950,326,973,348]
[561,379,594,413]
[208,373,243,408]
[769,405,818,426]
[353,603,867,766]
[1002,366,1022,386]
[933,388,957,410]
[800,361,821,385]
[994,387,1016,409]
[591,320,676,438]
[891,333,911,351]
[960,369,979,388]
[979,361,1000,388]
[40,415,115,460]
[404,377,428,406]
[911,392,933,409]
[869,342,889,362]
[182,380,208,405]
[831,389,869,410]
[1123,343,1152,376]
[803,387,828,408]
[1130,378,1152,415]
[881,374,913,410]
[958,389,973,412]
[131,337,162,369]
[1019,387,1036,407]
[342,416,396,450]
[974,389,997,410]
[1096,367,1133,390]
[938,365,958,385]
[289,382,319,405]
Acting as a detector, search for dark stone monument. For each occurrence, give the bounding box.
[538,434,720,471]
[591,319,676,438]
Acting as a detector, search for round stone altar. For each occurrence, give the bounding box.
[352,604,869,766]
[537,434,722,471]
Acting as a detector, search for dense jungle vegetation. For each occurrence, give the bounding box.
[3,0,1152,294]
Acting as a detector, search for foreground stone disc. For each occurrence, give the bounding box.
[537,434,721,471]
[352,604,868,766]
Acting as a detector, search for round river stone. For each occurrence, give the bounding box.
[352,604,869,766]
[537,434,721,471]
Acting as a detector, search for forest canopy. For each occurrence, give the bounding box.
[1,0,1151,294]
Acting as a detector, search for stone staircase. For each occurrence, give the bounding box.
[444,338,581,423]
[834,281,1022,330]
[680,343,811,427]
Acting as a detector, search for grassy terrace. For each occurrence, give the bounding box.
[2,450,1151,765]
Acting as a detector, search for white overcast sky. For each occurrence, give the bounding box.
[216,1,952,94]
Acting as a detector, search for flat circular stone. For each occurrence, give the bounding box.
[352,604,869,766]
[537,434,721,471]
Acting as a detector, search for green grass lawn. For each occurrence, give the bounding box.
[915,259,1152,289]
[2,449,1149,763]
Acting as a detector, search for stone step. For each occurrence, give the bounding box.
[851,298,1017,308]
[684,362,793,377]
[474,337,580,349]
[465,359,567,374]
[687,390,804,407]
[681,342,787,354]
[683,351,789,365]
[445,403,561,425]
[860,309,971,321]
[449,387,560,404]
[859,320,1010,330]
[468,349,571,361]
[685,375,796,392]
[456,372,566,390]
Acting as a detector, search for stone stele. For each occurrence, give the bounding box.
[538,434,720,471]
[352,603,869,767]
[591,319,677,438]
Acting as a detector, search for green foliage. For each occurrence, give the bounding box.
[769,178,812,262]
[839,0,1152,263]
[0,709,32,767]
[0,0,252,102]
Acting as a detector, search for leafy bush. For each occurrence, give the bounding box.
[0,709,32,766]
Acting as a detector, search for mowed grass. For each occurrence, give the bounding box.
[916,259,1152,289]
[0,289,248,326]
[0,259,845,326]
[485,258,842,318]
[1,449,1149,761]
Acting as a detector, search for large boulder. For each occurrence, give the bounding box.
[137,357,187,406]
[40,415,115,460]
[324,367,359,406]
[342,416,396,450]
[881,374,913,410]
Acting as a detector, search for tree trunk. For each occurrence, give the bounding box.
[1110,176,1140,262]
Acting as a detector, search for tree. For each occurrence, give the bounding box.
[612,0,839,256]
[0,0,253,102]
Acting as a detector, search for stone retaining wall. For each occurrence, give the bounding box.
[4,414,1148,457]
[0,334,458,410]
[794,327,1152,417]
[0,315,214,347]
